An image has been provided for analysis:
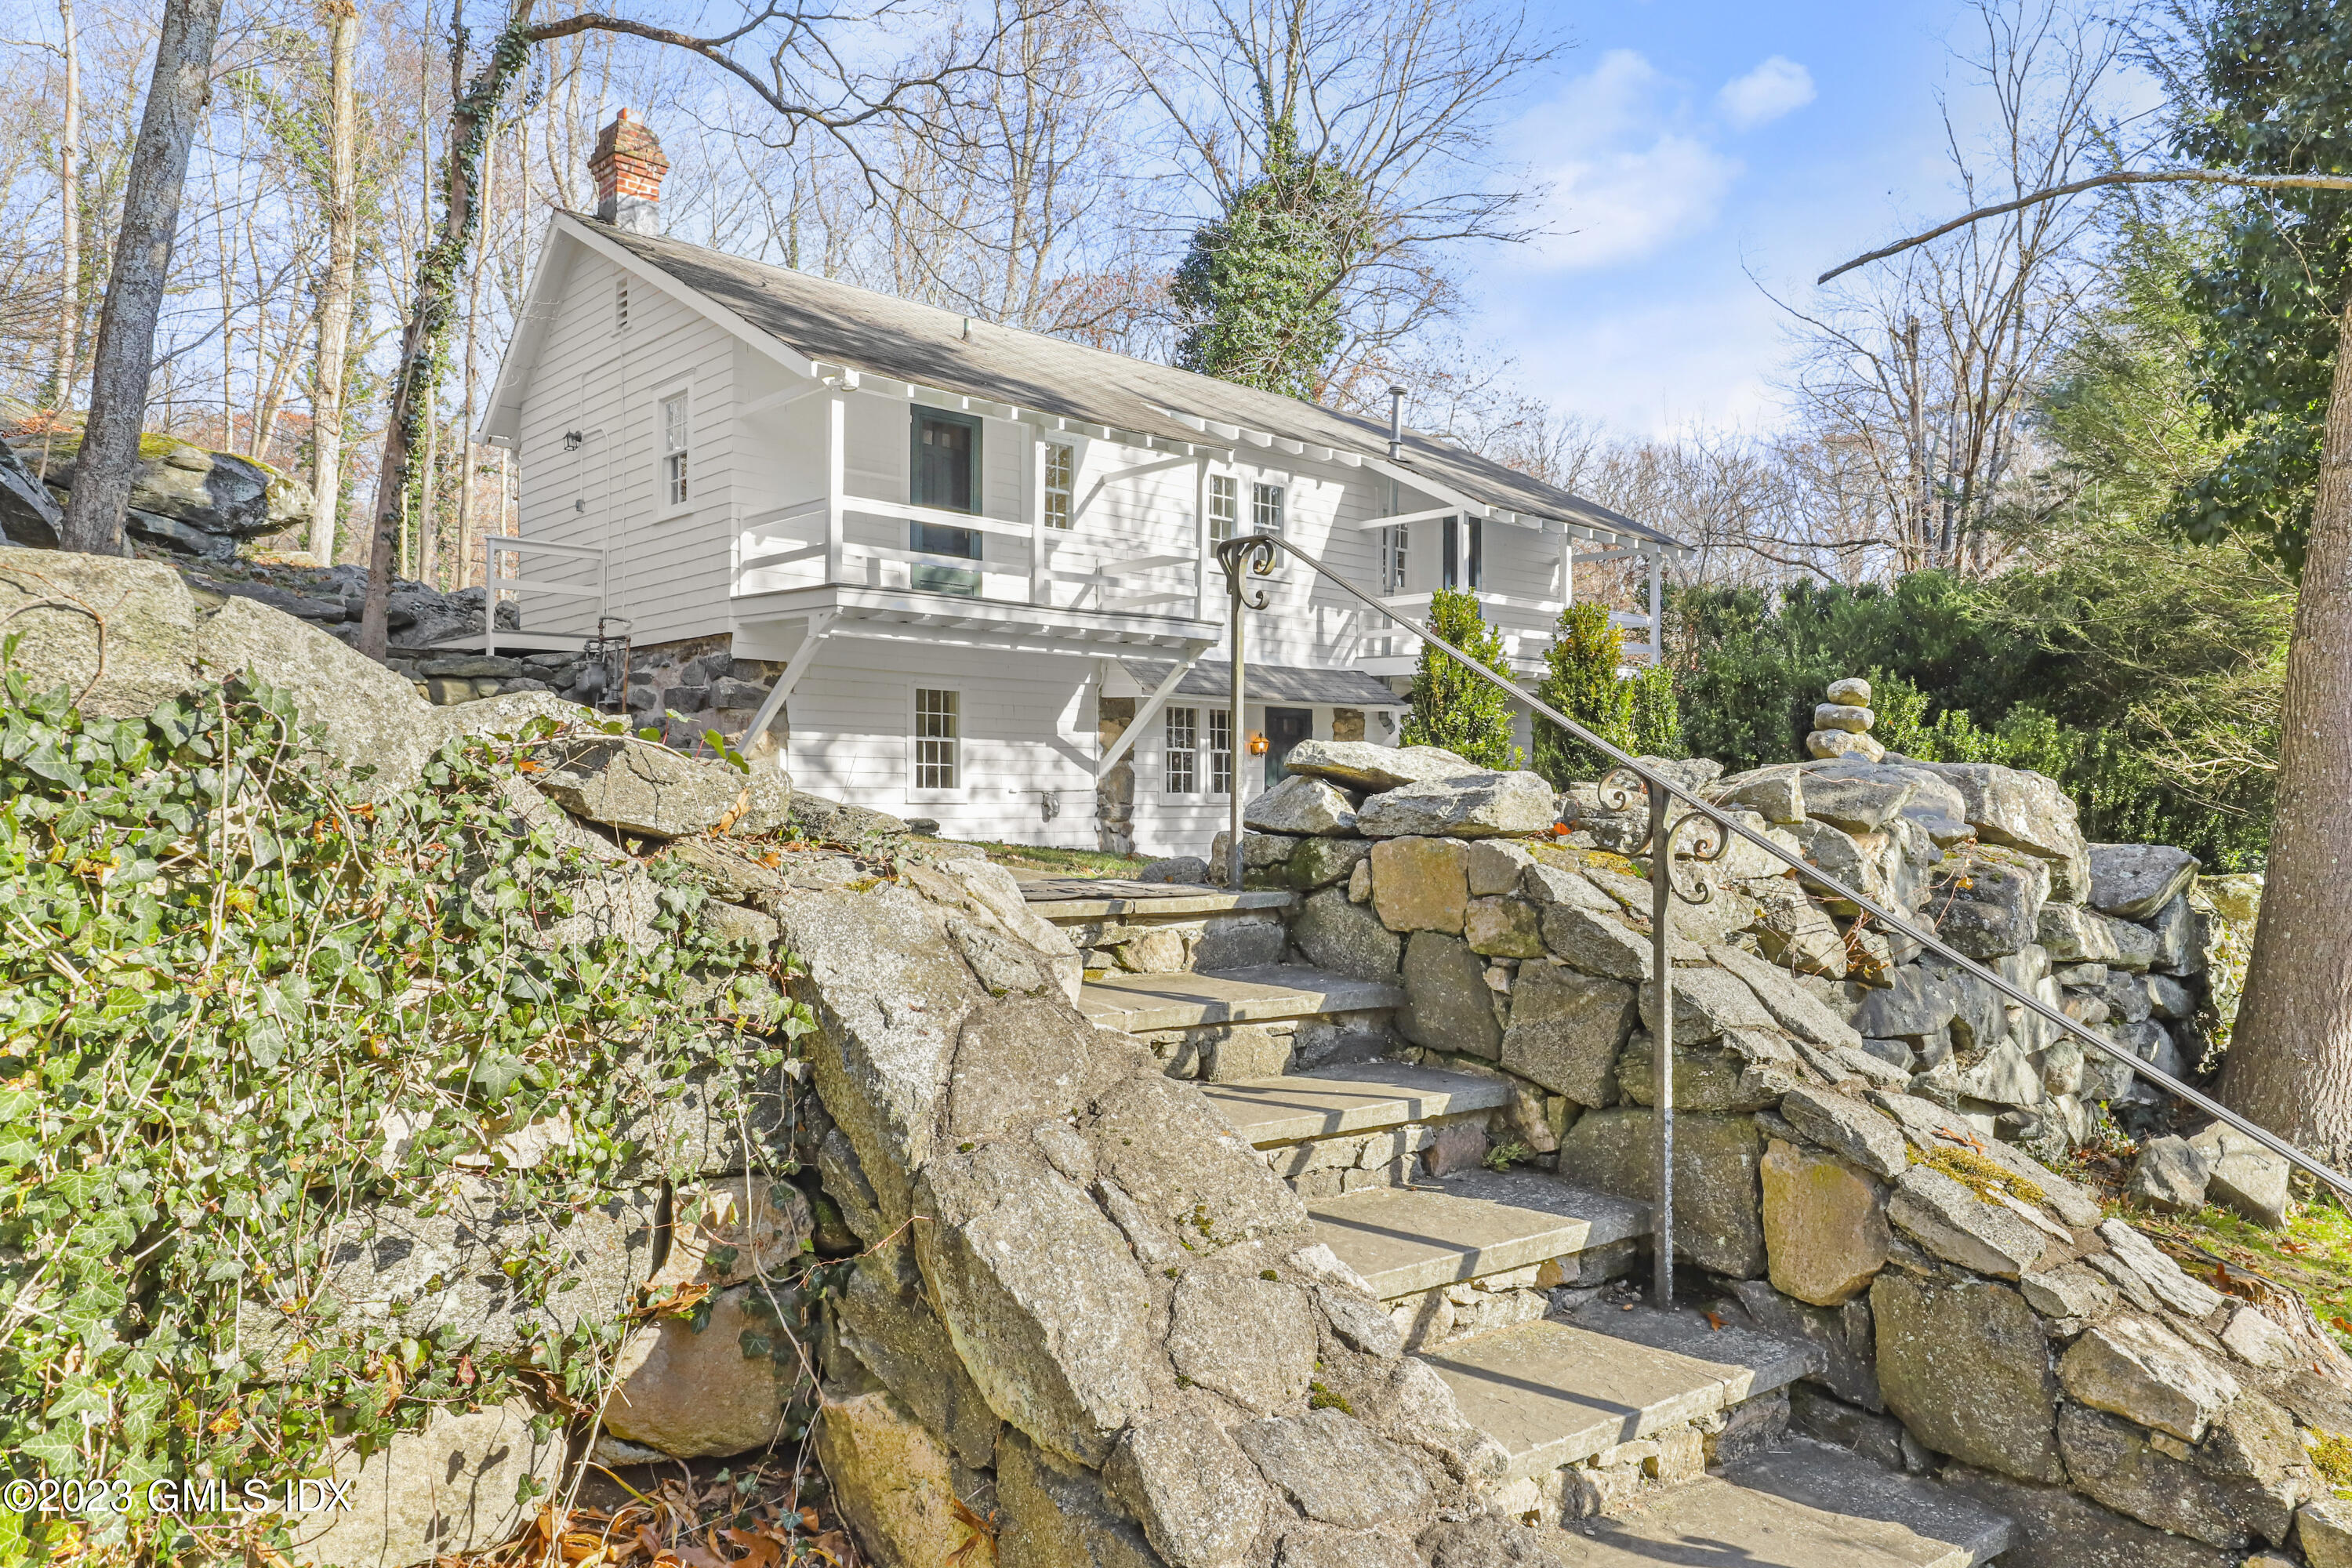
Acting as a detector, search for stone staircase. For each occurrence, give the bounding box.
[1031,875,2020,1563]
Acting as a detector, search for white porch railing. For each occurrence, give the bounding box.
[479,535,606,655]
[731,495,1203,615]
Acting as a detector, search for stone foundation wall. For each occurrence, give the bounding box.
[1230,736,2343,1566]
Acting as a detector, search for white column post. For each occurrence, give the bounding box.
[1646,553,1664,664]
[1193,456,1214,622]
[1561,528,1576,607]
[823,388,847,584]
[1029,426,1050,606]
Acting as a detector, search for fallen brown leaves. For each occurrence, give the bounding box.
[443,1462,858,1568]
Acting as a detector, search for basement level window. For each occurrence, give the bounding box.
[1165,706,1232,797]
[913,688,960,790]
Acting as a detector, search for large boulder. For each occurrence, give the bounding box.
[1797,764,1920,833]
[287,1399,564,1568]
[533,735,786,839]
[2089,843,2201,922]
[1871,1273,2063,1483]
[1371,837,1471,934]
[2059,1315,2241,1443]
[815,1374,989,1566]
[0,438,62,547]
[1902,760,2087,866]
[1556,1108,1764,1276]
[603,1286,803,1457]
[1940,1464,2240,1568]
[10,427,311,554]
[0,546,592,800]
[2189,1123,2292,1229]
[1397,931,1503,1058]
[1926,848,2049,960]
[1294,888,1405,982]
[1498,967,1637,1105]
[1246,773,1361,836]
[2036,903,2158,972]
[1760,1139,1890,1306]
[1356,770,1557,838]
[1283,740,1473,792]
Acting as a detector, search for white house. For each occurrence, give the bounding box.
[478,111,1693,857]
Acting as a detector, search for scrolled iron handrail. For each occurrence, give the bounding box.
[1210,533,2352,1235]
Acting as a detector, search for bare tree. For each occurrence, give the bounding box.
[49,0,81,410]
[307,0,358,563]
[1091,0,1563,401]
[1769,0,2118,577]
[60,0,224,554]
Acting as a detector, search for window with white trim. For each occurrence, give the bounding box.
[1208,707,1232,795]
[1208,474,1237,543]
[1252,481,1284,535]
[1044,441,1075,530]
[913,688,960,789]
[659,391,689,507]
[1165,706,1198,793]
[1382,524,1408,593]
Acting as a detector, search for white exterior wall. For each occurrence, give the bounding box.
[510,247,748,647]
[784,641,1103,845]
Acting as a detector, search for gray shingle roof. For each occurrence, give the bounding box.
[578,215,1686,553]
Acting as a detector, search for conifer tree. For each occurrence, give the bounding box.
[1531,602,1631,783]
[1403,587,1521,768]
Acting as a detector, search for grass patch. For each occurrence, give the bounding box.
[2122,1190,2352,1356]
[942,838,1153,877]
[1915,1144,2045,1206]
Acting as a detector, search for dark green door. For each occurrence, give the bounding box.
[911,409,982,594]
[1265,707,1313,786]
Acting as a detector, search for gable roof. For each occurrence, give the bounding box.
[517,212,1688,554]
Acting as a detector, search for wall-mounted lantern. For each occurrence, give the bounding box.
[1246,732,1269,755]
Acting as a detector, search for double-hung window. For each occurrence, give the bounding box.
[1381,524,1408,593]
[1252,481,1284,536]
[1207,474,1237,543]
[1165,706,1233,795]
[913,688,960,790]
[659,391,689,509]
[1044,441,1074,530]
[911,409,983,593]
[1165,707,1199,794]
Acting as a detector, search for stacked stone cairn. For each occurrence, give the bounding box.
[1207,717,2352,1564]
[1809,675,1885,763]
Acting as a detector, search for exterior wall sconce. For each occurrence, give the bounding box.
[1247,732,1269,755]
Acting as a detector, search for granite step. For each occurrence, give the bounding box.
[1423,1302,1816,1481]
[1076,964,1403,1033]
[1306,1170,1650,1300]
[1543,1435,2014,1566]
[1016,877,1296,921]
[1199,1063,1516,1148]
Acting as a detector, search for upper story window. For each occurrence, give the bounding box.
[913,409,980,514]
[1382,525,1407,593]
[1252,481,1284,535]
[1044,441,1074,530]
[659,391,689,508]
[913,688,960,789]
[1208,474,1237,543]
[1440,517,1483,590]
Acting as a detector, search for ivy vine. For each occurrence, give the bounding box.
[0,645,823,1563]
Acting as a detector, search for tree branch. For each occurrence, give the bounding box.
[1820,168,2352,285]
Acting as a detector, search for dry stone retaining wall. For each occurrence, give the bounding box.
[1217,736,2343,1565]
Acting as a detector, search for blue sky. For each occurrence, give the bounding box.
[1464,0,1980,437]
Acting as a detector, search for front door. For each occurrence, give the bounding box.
[1265,707,1314,787]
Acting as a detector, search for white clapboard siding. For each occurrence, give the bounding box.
[783,641,1105,847]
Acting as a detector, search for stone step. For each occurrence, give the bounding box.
[1199,1063,1516,1148]
[1076,964,1403,1034]
[1017,878,1297,921]
[1307,1170,1650,1301]
[1545,1436,2014,1566]
[1424,1303,1815,1481]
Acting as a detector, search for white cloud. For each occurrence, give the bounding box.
[1717,56,1816,131]
[1512,50,1742,272]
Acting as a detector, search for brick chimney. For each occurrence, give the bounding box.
[590,107,668,234]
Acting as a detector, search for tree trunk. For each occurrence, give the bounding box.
[49,0,81,416]
[2220,301,2352,1163]
[358,1,534,657]
[307,0,358,565]
[59,0,223,555]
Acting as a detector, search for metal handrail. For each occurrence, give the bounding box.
[1212,534,2351,1307]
